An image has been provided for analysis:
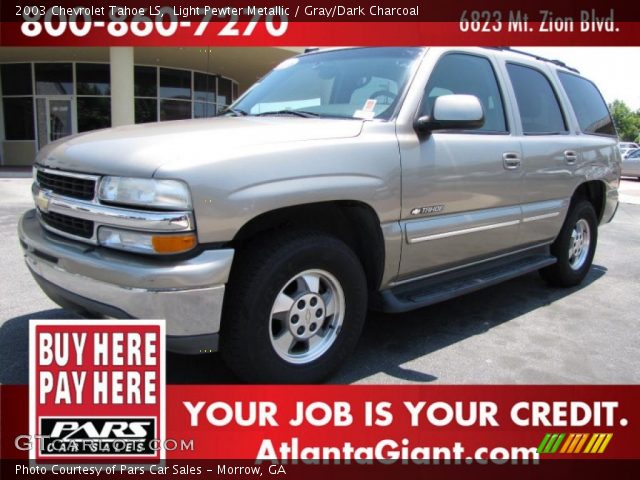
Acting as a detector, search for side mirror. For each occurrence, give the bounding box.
[415,94,485,133]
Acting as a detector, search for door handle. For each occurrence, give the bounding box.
[503,152,521,170]
[564,150,578,165]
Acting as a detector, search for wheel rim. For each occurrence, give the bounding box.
[269,269,345,364]
[568,218,591,271]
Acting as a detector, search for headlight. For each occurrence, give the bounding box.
[98,227,197,255]
[98,177,192,210]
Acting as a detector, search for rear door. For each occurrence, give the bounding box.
[502,62,576,244]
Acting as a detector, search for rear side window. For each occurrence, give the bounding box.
[422,53,507,133]
[558,72,616,136]
[506,63,566,134]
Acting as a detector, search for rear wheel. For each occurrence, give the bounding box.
[540,200,598,287]
[220,230,367,383]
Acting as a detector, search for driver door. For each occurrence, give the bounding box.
[398,52,524,279]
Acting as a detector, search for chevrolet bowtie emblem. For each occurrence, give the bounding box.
[36,191,50,213]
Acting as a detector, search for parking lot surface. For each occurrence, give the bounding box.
[1,176,639,384]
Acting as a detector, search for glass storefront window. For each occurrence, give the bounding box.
[76,63,110,95]
[3,97,35,140]
[194,101,217,118]
[77,97,111,132]
[194,73,216,103]
[160,68,191,100]
[35,63,73,95]
[218,77,232,106]
[160,99,191,120]
[135,66,157,97]
[2,62,238,148]
[135,98,157,123]
[1,64,32,96]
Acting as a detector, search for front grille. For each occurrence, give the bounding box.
[37,170,95,200]
[41,211,94,238]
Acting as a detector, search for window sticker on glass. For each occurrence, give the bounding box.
[363,99,377,111]
[353,99,377,119]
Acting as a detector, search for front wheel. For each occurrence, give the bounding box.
[269,268,346,365]
[220,231,367,383]
[540,200,598,287]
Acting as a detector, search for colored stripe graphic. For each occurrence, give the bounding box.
[549,433,565,453]
[584,434,598,453]
[573,433,589,453]
[544,434,559,453]
[559,433,575,453]
[537,433,551,453]
[597,434,613,453]
[539,433,613,454]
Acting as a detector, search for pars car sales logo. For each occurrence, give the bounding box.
[29,320,165,461]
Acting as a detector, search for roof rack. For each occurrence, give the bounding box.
[484,47,580,74]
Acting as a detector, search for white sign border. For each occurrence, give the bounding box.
[29,319,166,462]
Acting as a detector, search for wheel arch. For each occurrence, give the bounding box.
[571,180,606,223]
[229,201,386,292]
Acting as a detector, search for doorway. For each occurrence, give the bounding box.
[36,97,74,149]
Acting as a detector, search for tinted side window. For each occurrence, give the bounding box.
[558,72,616,136]
[506,64,566,134]
[422,54,507,133]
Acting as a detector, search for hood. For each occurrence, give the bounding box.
[37,116,365,177]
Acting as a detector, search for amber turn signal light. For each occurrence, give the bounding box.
[151,233,197,254]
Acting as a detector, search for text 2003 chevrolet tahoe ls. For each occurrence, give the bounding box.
[19,47,621,382]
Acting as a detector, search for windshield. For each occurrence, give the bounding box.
[230,47,424,120]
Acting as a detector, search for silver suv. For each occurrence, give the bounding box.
[19,47,621,382]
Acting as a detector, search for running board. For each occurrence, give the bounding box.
[379,254,557,313]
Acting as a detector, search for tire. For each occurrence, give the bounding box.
[220,230,367,383]
[540,200,598,287]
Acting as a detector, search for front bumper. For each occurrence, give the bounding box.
[18,209,234,354]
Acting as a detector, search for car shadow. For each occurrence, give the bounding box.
[332,265,607,384]
[0,309,81,385]
[0,308,237,385]
[0,266,606,386]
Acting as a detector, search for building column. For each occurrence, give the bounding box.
[109,47,135,127]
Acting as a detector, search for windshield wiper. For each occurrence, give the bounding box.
[220,107,249,116]
[254,110,319,118]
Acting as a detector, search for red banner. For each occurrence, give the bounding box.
[2,21,639,46]
[1,1,640,46]
[3,384,640,462]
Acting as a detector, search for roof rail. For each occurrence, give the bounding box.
[484,47,580,74]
